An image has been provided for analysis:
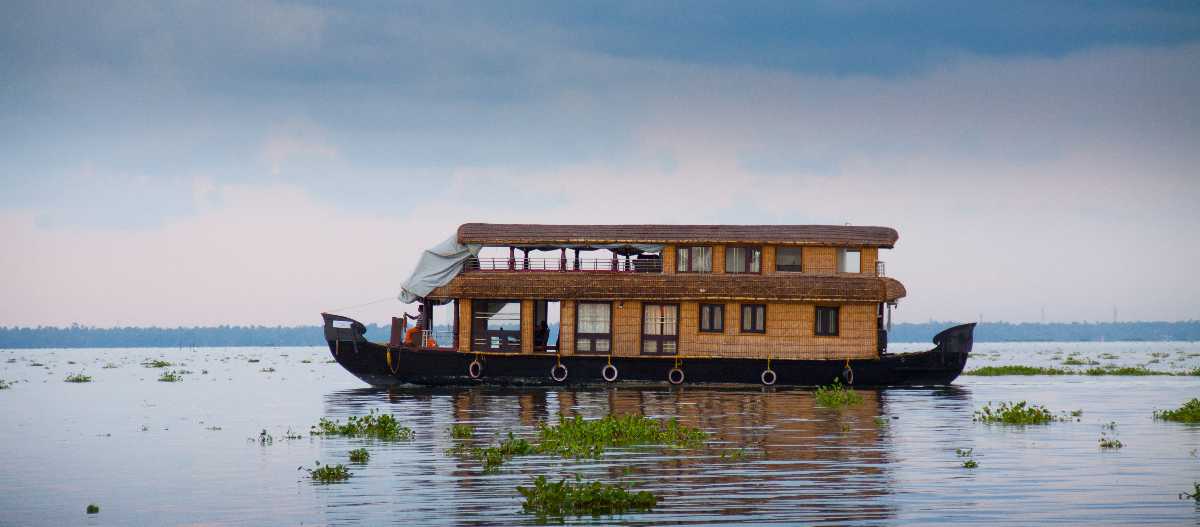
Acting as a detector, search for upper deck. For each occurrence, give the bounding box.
[423,223,906,303]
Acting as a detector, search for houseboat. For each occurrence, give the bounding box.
[322,224,974,386]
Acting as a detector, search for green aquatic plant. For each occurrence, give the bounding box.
[348,448,370,463]
[311,412,414,440]
[102,363,118,369]
[961,459,978,468]
[973,401,1061,425]
[956,448,973,457]
[300,359,313,364]
[477,433,535,472]
[813,378,863,409]
[0,379,11,389]
[720,448,747,460]
[450,423,474,439]
[64,373,92,383]
[536,415,707,459]
[1181,482,1200,501]
[248,358,261,363]
[157,370,183,382]
[86,504,99,514]
[1153,398,1200,423]
[1083,366,1166,376]
[259,367,276,373]
[257,429,274,445]
[142,359,172,368]
[963,365,1070,376]
[517,475,658,520]
[1062,356,1097,366]
[305,461,351,483]
[283,428,303,440]
[1098,433,1123,449]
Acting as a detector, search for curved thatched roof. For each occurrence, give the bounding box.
[428,272,906,303]
[457,223,898,248]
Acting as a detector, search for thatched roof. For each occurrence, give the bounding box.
[457,223,899,248]
[428,272,906,303]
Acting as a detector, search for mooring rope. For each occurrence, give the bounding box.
[326,296,395,314]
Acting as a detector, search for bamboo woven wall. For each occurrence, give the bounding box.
[613,301,641,355]
[457,299,472,352]
[762,246,776,274]
[559,300,576,354]
[520,299,535,354]
[804,247,837,273]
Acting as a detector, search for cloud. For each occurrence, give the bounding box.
[1,4,1198,326]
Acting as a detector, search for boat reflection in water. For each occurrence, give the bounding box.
[321,385,974,525]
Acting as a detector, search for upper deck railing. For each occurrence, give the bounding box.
[465,257,663,273]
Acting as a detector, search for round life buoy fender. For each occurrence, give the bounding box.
[405,326,421,346]
[601,363,619,382]
[467,359,483,379]
[668,367,685,385]
[761,368,777,386]
[550,363,568,382]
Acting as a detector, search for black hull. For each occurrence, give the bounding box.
[321,314,974,387]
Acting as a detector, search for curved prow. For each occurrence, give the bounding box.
[322,313,367,343]
[932,322,976,354]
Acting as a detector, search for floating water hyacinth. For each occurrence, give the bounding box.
[973,401,1063,425]
[813,379,863,408]
[311,412,414,440]
[517,475,658,520]
[1154,399,1200,423]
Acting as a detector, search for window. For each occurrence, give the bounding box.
[776,247,802,272]
[676,246,712,273]
[725,246,761,273]
[740,304,766,333]
[815,306,840,336]
[472,300,521,352]
[642,303,678,355]
[575,302,612,353]
[838,249,861,273]
[699,304,724,332]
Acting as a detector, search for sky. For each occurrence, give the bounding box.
[2,1,1199,328]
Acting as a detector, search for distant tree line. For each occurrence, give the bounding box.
[0,321,1196,349]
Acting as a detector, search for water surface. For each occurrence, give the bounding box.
[1,343,1198,525]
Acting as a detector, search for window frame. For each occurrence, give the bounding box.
[775,246,803,272]
[574,301,613,354]
[724,245,762,274]
[739,303,767,334]
[640,302,680,355]
[675,245,713,273]
[699,303,725,333]
[471,299,523,353]
[815,306,840,336]
[838,248,862,274]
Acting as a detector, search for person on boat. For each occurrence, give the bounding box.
[535,321,550,351]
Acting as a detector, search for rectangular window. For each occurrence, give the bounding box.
[471,300,522,352]
[776,247,802,272]
[699,304,724,333]
[676,246,712,273]
[725,246,761,274]
[642,303,679,355]
[838,249,861,273]
[740,304,766,333]
[575,302,612,354]
[815,306,840,336]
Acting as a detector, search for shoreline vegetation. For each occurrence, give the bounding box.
[1,321,1199,349]
[965,365,1200,376]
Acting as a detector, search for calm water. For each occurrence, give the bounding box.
[1,343,1198,526]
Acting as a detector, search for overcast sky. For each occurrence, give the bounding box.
[2,1,1199,327]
